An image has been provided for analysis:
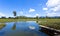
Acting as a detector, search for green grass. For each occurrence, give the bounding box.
[0,18,36,23]
[0,23,6,29]
[38,19,60,30]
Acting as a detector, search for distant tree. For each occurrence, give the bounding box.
[8,17,13,19]
[13,11,16,18]
[36,16,39,19]
[16,16,27,19]
[1,17,6,18]
[45,16,48,19]
[36,16,39,23]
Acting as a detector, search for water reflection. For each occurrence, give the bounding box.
[12,22,16,30]
[0,21,48,36]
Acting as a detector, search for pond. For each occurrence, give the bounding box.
[0,21,48,36]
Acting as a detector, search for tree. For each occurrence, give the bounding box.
[8,17,13,19]
[13,11,16,18]
[36,16,39,23]
[36,16,39,20]
[1,16,6,19]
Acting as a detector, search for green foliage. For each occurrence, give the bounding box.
[1,17,6,18]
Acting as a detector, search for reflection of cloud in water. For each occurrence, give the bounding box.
[29,26,35,30]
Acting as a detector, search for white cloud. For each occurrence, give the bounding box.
[35,14,39,16]
[25,14,40,17]
[29,8,35,12]
[46,12,57,16]
[19,11,23,15]
[47,12,60,17]
[46,0,60,12]
[43,8,48,10]
[34,14,40,17]
[46,0,60,7]
[0,12,6,16]
[45,0,60,16]
[52,5,60,12]
[25,14,32,17]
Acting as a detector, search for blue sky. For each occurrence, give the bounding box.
[0,0,60,17]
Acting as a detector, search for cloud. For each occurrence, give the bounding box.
[45,0,60,16]
[46,12,60,16]
[34,14,40,17]
[0,12,6,16]
[46,0,60,7]
[46,12,58,16]
[29,8,35,12]
[43,8,48,10]
[25,14,32,17]
[17,11,24,16]
[46,0,60,12]
[25,14,40,17]
[19,11,23,15]
[36,14,39,16]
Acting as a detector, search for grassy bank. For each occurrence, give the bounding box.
[38,19,60,30]
[0,23,6,29]
[0,18,36,23]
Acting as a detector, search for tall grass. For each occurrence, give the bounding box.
[38,19,60,30]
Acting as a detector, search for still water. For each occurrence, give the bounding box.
[0,21,48,36]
